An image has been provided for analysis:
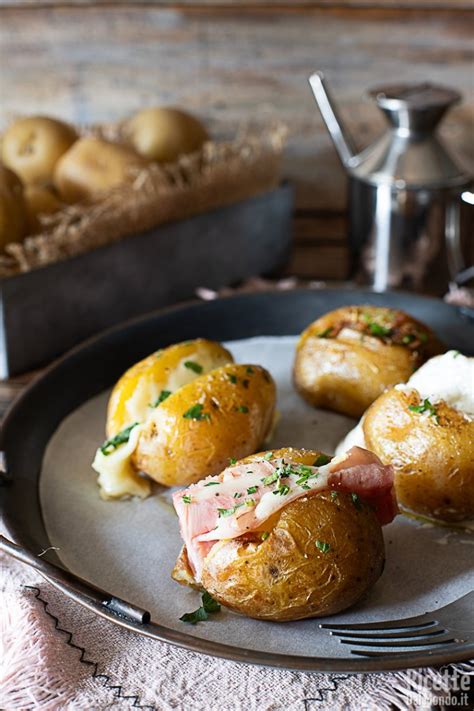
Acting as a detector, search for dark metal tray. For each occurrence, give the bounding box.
[0,184,293,377]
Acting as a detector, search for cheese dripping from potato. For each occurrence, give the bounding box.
[336,350,474,454]
[93,339,233,499]
[173,446,396,582]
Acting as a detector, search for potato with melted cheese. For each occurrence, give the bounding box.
[294,305,442,418]
[133,363,276,487]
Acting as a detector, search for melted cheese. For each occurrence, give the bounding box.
[92,424,151,499]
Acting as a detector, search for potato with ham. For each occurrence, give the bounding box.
[172,446,396,621]
[92,339,276,497]
[294,305,442,418]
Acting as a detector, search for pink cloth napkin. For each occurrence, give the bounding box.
[2,551,472,711]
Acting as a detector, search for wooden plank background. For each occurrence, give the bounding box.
[1,2,473,279]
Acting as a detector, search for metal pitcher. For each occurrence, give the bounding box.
[309,73,473,294]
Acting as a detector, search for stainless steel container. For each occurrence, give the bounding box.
[309,74,472,294]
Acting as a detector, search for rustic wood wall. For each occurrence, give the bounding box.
[1,1,473,279]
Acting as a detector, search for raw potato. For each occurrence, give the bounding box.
[24,184,62,233]
[193,448,385,621]
[133,363,276,487]
[54,137,146,203]
[0,164,27,248]
[363,388,474,523]
[106,338,233,437]
[125,107,209,163]
[2,116,77,185]
[294,305,442,418]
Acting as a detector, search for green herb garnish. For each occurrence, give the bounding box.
[408,398,439,423]
[227,373,238,384]
[233,492,243,499]
[314,454,331,467]
[273,483,290,496]
[246,367,254,374]
[182,494,192,504]
[262,471,279,486]
[317,327,333,338]
[368,322,392,338]
[184,360,203,374]
[351,492,362,511]
[183,404,210,421]
[100,423,139,456]
[330,491,339,501]
[316,540,331,554]
[180,591,221,624]
[204,481,220,487]
[247,485,258,495]
[402,334,416,345]
[245,498,256,507]
[263,452,273,460]
[229,458,237,465]
[218,504,243,517]
[237,405,249,413]
[261,531,270,541]
[152,390,172,407]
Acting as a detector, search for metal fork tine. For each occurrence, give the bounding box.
[338,632,458,648]
[320,613,432,632]
[329,625,446,640]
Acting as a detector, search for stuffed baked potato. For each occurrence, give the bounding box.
[294,305,442,418]
[172,446,396,621]
[92,339,276,497]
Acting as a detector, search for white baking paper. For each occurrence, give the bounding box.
[40,336,474,658]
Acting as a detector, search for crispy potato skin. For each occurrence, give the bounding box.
[133,364,276,486]
[294,305,442,418]
[364,389,474,523]
[106,339,233,437]
[200,490,385,621]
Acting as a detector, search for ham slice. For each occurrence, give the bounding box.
[173,446,396,581]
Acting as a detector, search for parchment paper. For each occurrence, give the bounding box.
[40,336,474,659]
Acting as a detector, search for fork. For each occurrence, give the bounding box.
[320,592,474,657]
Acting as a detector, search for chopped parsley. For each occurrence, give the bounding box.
[263,452,273,460]
[295,465,318,486]
[262,471,279,486]
[247,485,258,495]
[184,360,203,374]
[351,492,362,511]
[246,367,254,374]
[317,327,333,338]
[314,454,331,467]
[330,491,339,501]
[229,458,237,465]
[402,334,416,345]
[408,398,439,423]
[204,481,220,487]
[261,531,270,541]
[245,498,256,507]
[227,373,238,384]
[183,404,210,421]
[233,492,243,499]
[151,390,172,407]
[100,423,139,456]
[273,483,290,497]
[218,504,243,517]
[237,405,249,413]
[180,591,221,624]
[315,540,331,554]
[182,494,192,504]
[368,322,393,338]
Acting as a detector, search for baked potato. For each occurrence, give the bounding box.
[172,446,396,621]
[124,107,209,163]
[92,339,276,497]
[54,137,146,203]
[133,363,276,487]
[0,164,27,248]
[2,116,77,185]
[294,305,442,418]
[361,351,474,523]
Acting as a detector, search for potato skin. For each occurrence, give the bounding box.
[2,116,77,185]
[294,305,442,418]
[106,339,233,437]
[133,363,276,486]
[124,107,208,163]
[200,490,385,621]
[364,389,474,523]
[0,164,27,248]
[54,137,145,202]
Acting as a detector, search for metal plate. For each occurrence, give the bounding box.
[1,288,473,673]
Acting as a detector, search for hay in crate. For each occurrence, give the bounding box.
[0,124,286,278]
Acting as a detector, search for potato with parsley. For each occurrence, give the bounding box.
[294,305,442,418]
[92,339,276,497]
[361,351,474,523]
[133,363,276,487]
[172,446,395,621]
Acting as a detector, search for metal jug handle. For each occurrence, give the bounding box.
[446,190,473,286]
